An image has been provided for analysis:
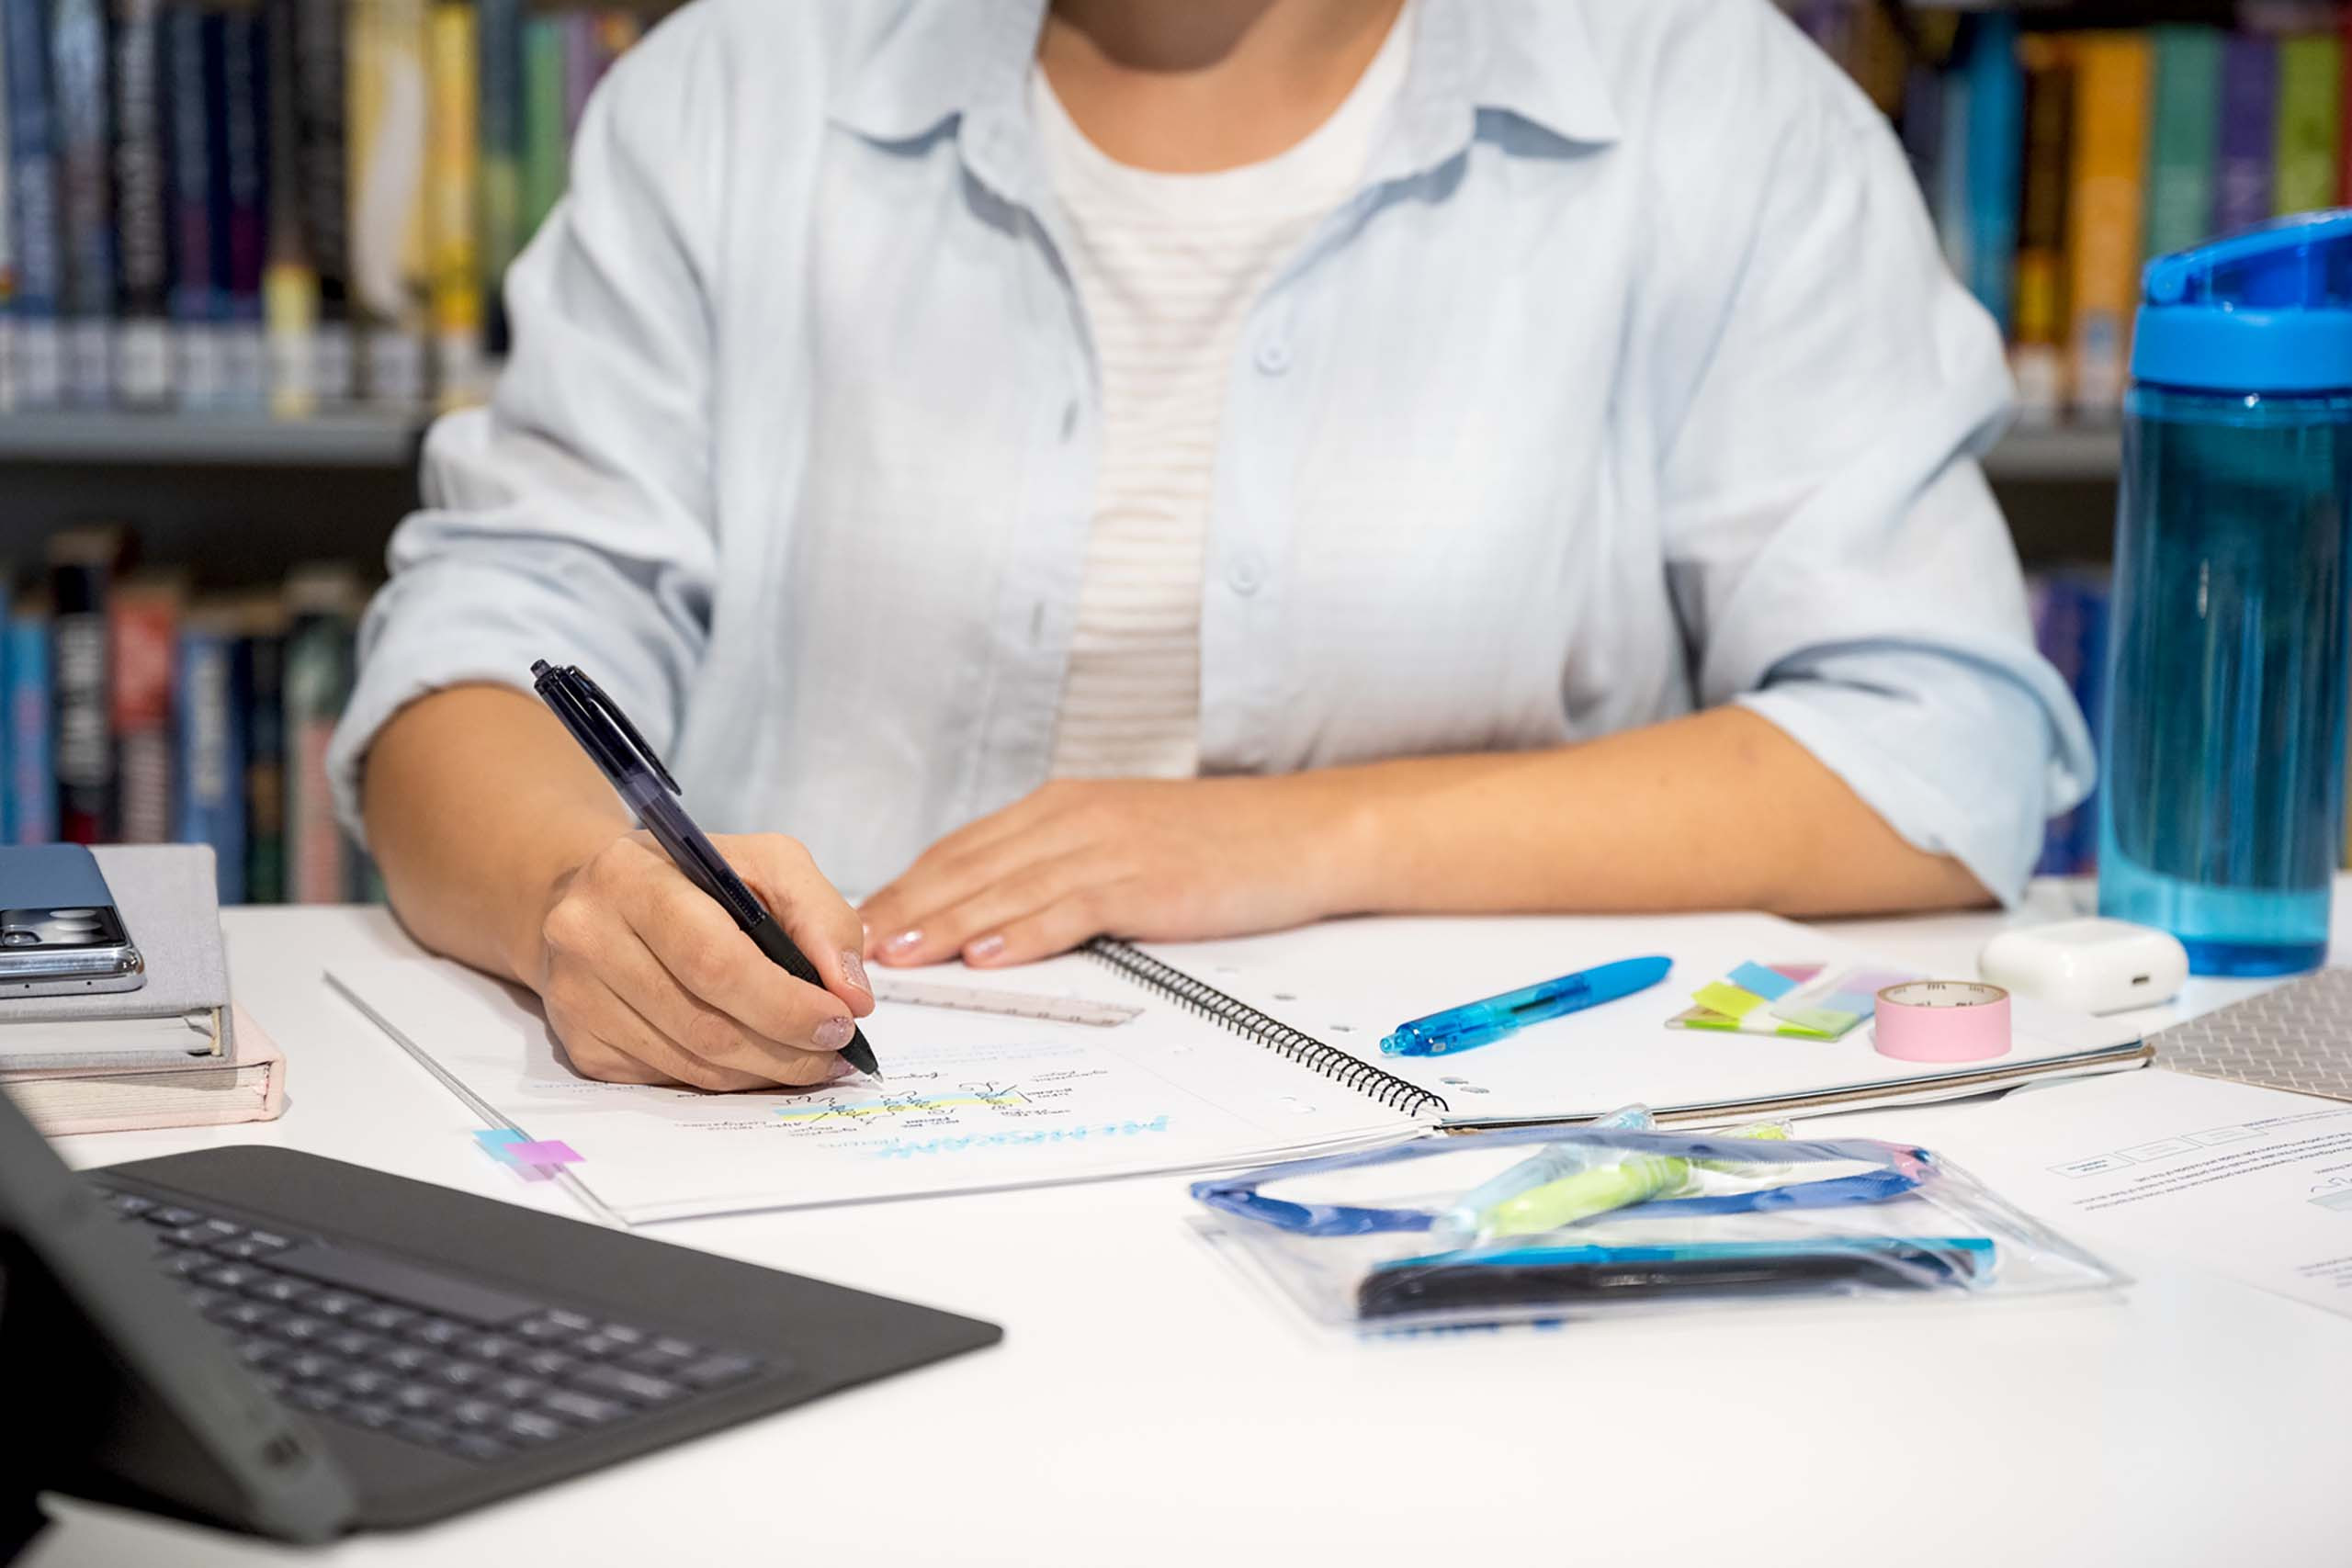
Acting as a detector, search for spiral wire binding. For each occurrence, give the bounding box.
[1085,938,1450,1118]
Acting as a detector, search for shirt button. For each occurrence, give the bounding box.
[1226,552,1266,595]
[1253,338,1293,376]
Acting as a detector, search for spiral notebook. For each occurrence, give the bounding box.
[328,912,2145,1225]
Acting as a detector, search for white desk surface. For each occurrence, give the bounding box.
[28,883,2352,1568]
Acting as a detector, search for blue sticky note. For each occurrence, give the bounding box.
[472,1129,528,1161]
[1728,962,1800,1002]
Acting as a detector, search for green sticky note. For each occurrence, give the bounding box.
[1691,980,1766,1020]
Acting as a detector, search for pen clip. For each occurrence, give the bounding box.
[537,660,683,795]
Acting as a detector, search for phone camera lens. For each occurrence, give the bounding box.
[2,930,36,947]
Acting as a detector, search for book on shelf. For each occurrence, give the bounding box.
[2146,28,2224,267]
[3,579,55,845]
[2009,34,2071,423]
[2216,33,2278,236]
[281,561,361,905]
[2276,32,2343,217]
[109,0,171,407]
[2065,33,2152,419]
[425,0,482,410]
[175,597,243,902]
[1961,12,2022,337]
[48,523,119,845]
[50,0,109,405]
[234,592,288,905]
[347,0,429,406]
[107,571,178,845]
[161,0,220,406]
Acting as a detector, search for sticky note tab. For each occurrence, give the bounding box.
[474,1128,581,1181]
[1691,980,1766,1019]
[1775,1005,1864,1036]
[1728,962,1799,1001]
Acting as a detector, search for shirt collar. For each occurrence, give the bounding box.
[829,0,1623,174]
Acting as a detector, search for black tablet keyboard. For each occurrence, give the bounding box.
[93,1182,775,1465]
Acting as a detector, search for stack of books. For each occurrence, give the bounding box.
[0,0,653,417]
[2,532,371,906]
[1785,3,2352,423]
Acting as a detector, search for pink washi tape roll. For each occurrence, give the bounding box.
[1872,980,2012,1063]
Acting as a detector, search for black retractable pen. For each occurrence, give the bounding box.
[530,660,880,1079]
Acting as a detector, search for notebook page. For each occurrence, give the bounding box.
[328,955,1415,1224]
[1138,912,2144,1126]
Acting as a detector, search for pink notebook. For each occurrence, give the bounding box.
[0,1004,288,1136]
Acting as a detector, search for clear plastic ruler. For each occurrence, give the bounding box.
[868,976,1143,1028]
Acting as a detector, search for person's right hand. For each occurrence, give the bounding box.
[527,830,874,1090]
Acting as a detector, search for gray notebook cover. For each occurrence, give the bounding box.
[2153,966,2352,1103]
[0,845,234,1069]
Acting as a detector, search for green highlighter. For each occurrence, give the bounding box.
[1478,1124,1792,1241]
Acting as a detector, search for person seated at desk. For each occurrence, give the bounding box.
[333,0,2092,1092]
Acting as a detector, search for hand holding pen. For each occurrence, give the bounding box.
[526,662,880,1090]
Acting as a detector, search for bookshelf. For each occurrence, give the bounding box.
[0,408,421,468]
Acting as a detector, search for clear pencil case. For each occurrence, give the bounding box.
[1190,1117,2124,1333]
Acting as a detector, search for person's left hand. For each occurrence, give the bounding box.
[858,776,1360,967]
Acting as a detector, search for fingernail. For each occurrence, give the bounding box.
[813,1015,855,1052]
[966,934,1005,964]
[840,949,872,997]
[829,1057,862,1081]
[884,929,922,954]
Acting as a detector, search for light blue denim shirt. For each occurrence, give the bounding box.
[331,0,2094,903]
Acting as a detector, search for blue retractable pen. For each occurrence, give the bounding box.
[1379,955,1673,1057]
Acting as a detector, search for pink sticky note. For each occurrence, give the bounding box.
[505,1140,582,1168]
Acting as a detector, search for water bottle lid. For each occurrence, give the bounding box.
[2132,209,2352,394]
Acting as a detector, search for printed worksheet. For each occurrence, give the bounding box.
[1844,1068,2352,1320]
[329,957,1417,1224]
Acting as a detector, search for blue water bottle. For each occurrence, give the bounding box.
[2099,212,2352,976]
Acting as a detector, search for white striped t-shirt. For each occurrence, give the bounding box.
[1032,14,1412,778]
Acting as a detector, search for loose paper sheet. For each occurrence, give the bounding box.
[329,955,1413,1224]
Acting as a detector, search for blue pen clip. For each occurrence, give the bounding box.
[1380,955,1673,1056]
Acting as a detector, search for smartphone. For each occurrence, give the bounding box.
[0,844,146,998]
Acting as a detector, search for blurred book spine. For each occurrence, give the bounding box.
[2065,33,2152,419]
[47,524,117,844]
[4,585,54,843]
[2146,28,2225,260]
[162,0,220,405]
[281,562,356,904]
[236,600,286,903]
[51,0,112,405]
[2274,31,2343,215]
[426,0,481,409]
[2010,34,2071,423]
[175,601,245,902]
[5,0,62,406]
[346,0,428,406]
[109,0,169,406]
[107,572,177,842]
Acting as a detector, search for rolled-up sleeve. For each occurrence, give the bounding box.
[327,8,722,841]
[1658,45,2093,906]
